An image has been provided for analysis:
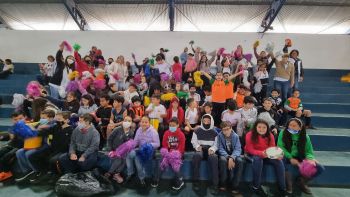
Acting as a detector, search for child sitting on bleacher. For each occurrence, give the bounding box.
[245,120,288,197]
[152,117,186,190]
[0,111,26,182]
[278,118,324,194]
[59,114,100,174]
[0,59,14,79]
[217,121,243,196]
[191,114,219,194]
[284,89,315,129]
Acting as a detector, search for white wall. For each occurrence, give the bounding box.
[0,30,349,69]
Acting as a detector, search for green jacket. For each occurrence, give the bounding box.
[277,130,314,160]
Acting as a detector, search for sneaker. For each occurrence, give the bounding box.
[232,189,243,197]
[172,180,184,191]
[252,186,268,197]
[15,171,34,182]
[29,172,44,183]
[140,179,147,188]
[0,171,13,182]
[280,190,292,197]
[297,177,312,194]
[192,181,200,191]
[209,186,219,195]
[124,174,134,184]
[151,179,159,188]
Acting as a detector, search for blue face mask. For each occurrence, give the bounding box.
[287,128,299,135]
[39,118,49,125]
[77,122,86,130]
[169,126,177,133]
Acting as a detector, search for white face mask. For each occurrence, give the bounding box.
[122,121,132,129]
[67,59,75,65]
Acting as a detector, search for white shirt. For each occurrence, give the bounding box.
[204,95,212,103]
[155,62,172,76]
[124,89,139,104]
[189,93,201,103]
[146,104,166,123]
[185,108,198,125]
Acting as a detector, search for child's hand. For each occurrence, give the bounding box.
[290,158,300,166]
[272,128,278,135]
[78,156,85,162]
[208,149,215,155]
[228,157,235,170]
[196,146,202,152]
[70,153,78,161]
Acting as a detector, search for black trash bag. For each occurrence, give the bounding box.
[55,169,115,197]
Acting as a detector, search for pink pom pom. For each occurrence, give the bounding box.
[63,41,72,52]
[98,59,105,65]
[222,53,231,58]
[113,73,120,80]
[81,79,92,89]
[93,79,106,90]
[26,81,41,97]
[168,150,182,172]
[134,73,141,84]
[217,47,225,56]
[299,160,317,179]
[160,148,170,171]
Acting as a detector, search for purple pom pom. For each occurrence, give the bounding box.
[243,53,253,62]
[160,73,170,81]
[299,160,317,179]
[66,81,79,92]
[160,148,182,172]
[109,139,137,159]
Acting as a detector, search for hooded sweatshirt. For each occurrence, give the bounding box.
[162,128,186,154]
[191,114,217,152]
[134,126,160,149]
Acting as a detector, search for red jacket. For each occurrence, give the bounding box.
[166,107,184,127]
[74,51,94,76]
[162,129,186,154]
[244,131,275,158]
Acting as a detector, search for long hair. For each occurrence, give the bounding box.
[32,97,48,122]
[282,118,306,158]
[251,119,271,144]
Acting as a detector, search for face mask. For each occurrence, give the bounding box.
[169,126,177,132]
[108,61,113,65]
[77,122,86,130]
[67,59,74,65]
[187,81,193,84]
[39,118,49,125]
[203,123,211,130]
[122,121,132,129]
[85,60,92,65]
[228,106,235,111]
[287,128,299,135]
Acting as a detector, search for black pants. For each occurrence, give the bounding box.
[192,151,219,186]
[22,99,32,119]
[255,85,268,105]
[0,145,18,172]
[212,102,226,127]
[0,70,11,79]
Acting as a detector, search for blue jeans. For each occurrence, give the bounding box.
[59,152,98,174]
[274,80,291,102]
[126,149,150,180]
[49,85,60,99]
[251,156,286,190]
[16,144,49,173]
[219,156,244,189]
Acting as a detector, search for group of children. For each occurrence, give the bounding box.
[0,39,323,197]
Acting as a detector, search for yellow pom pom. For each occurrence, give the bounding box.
[68,71,80,81]
[253,40,260,48]
[161,93,176,101]
[144,96,150,107]
[194,71,204,87]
